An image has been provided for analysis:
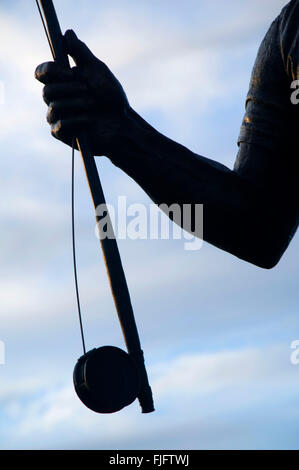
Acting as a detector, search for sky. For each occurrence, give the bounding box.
[0,0,298,450]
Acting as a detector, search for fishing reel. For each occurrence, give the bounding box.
[73,346,141,413]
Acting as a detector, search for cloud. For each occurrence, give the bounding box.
[151,346,296,399]
[1,344,298,449]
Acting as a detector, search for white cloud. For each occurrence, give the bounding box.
[151,346,295,399]
[1,344,298,449]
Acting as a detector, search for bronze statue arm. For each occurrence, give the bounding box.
[107,107,298,269]
[35,31,298,269]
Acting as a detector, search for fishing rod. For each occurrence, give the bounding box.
[35,0,154,414]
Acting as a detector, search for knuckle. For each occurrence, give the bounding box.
[51,120,62,137]
[42,84,51,104]
[34,64,42,80]
[34,61,55,82]
[46,102,55,124]
[50,125,58,139]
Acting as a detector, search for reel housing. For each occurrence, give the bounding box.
[73,345,141,413]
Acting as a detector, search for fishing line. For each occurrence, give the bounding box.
[35,0,55,60]
[72,137,86,355]
[36,0,86,354]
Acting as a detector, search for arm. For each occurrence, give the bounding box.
[35,30,299,269]
[108,108,298,269]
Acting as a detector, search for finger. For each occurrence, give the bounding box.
[51,116,95,141]
[35,61,73,84]
[42,82,88,105]
[64,29,104,68]
[46,98,95,124]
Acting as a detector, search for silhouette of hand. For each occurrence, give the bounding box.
[35,30,130,156]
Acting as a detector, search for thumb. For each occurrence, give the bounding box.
[64,29,97,67]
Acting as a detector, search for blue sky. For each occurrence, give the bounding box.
[0,0,298,450]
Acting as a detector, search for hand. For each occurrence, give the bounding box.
[35,29,130,156]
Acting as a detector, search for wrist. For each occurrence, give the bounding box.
[108,107,154,163]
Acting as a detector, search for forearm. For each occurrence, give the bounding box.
[35,31,298,269]
[108,108,297,269]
